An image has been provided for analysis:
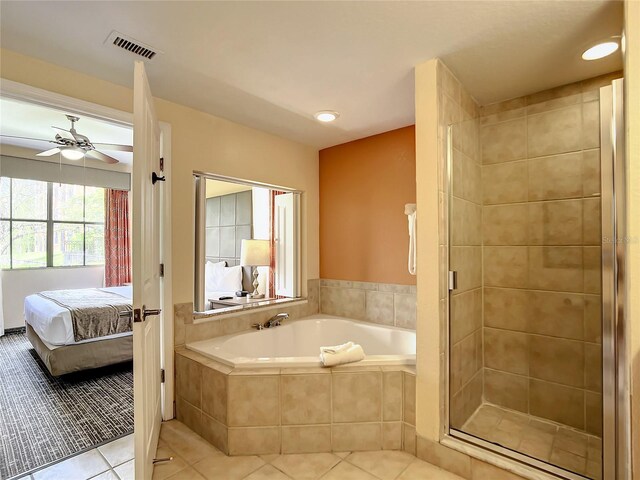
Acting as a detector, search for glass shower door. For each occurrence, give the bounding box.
[446,78,621,479]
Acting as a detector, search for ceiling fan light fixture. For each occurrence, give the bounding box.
[60,146,85,161]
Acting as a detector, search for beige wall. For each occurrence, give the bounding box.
[0,49,319,309]
[414,58,440,441]
[478,73,620,435]
[624,0,640,476]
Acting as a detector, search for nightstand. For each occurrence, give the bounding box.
[208,296,272,310]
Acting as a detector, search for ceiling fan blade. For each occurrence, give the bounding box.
[92,143,133,152]
[1,134,54,143]
[52,126,75,141]
[87,150,119,164]
[36,148,61,157]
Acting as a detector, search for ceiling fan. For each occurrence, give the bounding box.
[1,114,133,164]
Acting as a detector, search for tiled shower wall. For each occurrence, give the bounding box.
[438,63,484,429]
[479,72,621,435]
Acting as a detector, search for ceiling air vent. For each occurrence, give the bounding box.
[105,31,162,60]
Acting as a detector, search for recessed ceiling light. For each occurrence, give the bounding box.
[582,41,619,61]
[314,111,339,123]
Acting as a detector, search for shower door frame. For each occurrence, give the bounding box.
[600,79,630,480]
[443,79,629,480]
[442,122,589,480]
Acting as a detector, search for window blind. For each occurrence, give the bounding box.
[0,155,130,191]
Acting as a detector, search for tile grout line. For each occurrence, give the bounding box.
[91,448,117,480]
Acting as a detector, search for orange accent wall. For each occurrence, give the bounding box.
[320,126,416,285]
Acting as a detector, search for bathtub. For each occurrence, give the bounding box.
[186,313,416,368]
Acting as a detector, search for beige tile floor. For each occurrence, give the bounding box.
[462,404,602,479]
[14,421,463,480]
[154,420,463,479]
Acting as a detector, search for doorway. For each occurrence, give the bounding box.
[0,78,172,479]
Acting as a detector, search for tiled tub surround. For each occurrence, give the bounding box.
[174,347,417,456]
[173,279,319,346]
[478,73,622,436]
[319,279,417,329]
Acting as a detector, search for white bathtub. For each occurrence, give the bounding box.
[186,314,416,368]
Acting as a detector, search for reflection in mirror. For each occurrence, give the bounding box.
[193,173,301,313]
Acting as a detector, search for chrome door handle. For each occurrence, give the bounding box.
[143,306,162,321]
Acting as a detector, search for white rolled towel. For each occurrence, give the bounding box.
[320,341,365,367]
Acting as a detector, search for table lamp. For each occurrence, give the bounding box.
[240,239,270,299]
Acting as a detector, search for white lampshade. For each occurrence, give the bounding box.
[240,239,270,266]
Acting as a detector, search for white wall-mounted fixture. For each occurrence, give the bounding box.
[405,203,417,275]
[582,40,619,60]
[240,239,271,299]
[314,110,340,123]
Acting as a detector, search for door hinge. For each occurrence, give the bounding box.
[159,157,164,172]
[160,369,165,383]
[448,271,458,291]
[160,263,165,277]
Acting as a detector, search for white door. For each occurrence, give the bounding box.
[274,193,300,297]
[132,60,163,480]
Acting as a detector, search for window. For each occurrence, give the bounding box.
[0,178,106,269]
[192,173,301,314]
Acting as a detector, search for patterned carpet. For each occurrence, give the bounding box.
[0,331,133,479]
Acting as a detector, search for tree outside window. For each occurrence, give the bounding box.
[0,178,106,269]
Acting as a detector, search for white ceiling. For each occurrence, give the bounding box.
[0,1,623,149]
[0,98,133,164]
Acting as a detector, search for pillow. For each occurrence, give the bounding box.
[210,265,243,292]
[205,261,226,292]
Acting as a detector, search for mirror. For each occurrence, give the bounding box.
[193,173,301,314]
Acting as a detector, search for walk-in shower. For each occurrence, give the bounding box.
[446,77,628,480]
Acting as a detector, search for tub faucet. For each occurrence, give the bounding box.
[266,312,288,328]
[252,312,288,330]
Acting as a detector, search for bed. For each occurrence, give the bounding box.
[203,261,255,310]
[24,285,133,376]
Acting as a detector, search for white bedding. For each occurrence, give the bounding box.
[24,286,133,346]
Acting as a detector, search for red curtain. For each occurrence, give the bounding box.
[269,190,286,298]
[104,189,132,287]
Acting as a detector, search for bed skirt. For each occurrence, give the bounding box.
[26,324,133,376]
